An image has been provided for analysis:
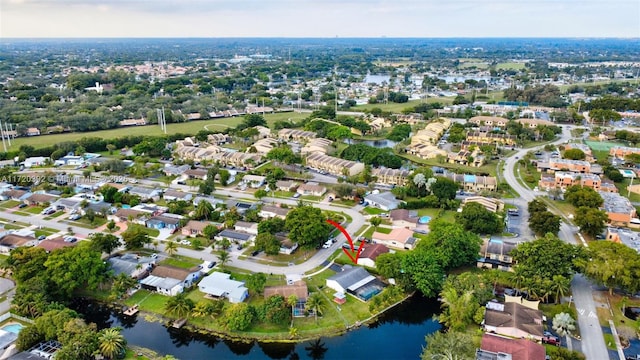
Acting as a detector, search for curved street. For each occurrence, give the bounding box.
[502,125,608,360]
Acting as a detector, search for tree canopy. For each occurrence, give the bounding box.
[455,202,503,235]
[285,206,331,249]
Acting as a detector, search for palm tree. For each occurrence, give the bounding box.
[287,294,299,327]
[305,293,324,323]
[550,275,571,304]
[194,200,214,220]
[552,312,576,337]
[164,293,195,319]
[288,326,299,339]
[217,250,231,268]
[98,327,127,359]
[438,287,475,331]
[165,241,178,256]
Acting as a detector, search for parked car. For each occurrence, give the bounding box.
[207,261,216,268]
[292,193,301,198]
[37,235,46,241]
[69,214,81,221]
[179,240,191,245]
[18,203,27,208]
[542,334,561,346]
[251,250,261,257]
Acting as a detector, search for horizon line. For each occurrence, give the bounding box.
[2,36,639,40]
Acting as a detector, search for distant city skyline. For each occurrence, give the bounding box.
[1,0,639,38]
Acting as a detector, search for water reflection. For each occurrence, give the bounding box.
[70,293,440,360]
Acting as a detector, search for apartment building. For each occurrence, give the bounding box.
[278,129,316,141]
[563,143,594,162]
[410,118,451,146]
[447,148,485,167]
[537,158,602,174]
[371,168,411,186]
[462,196,505,213]
[305,152,364,177]
[466,131,517,146]
[599,191,637,226]
[468,116,508,128]
[445,173,498,192]
[252,138,280,154]
[515,118,555,128]
[537,172,608,192]
[300,138,333,155]
[405,143,448,159]
[609,146,640,160]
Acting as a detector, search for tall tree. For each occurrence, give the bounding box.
[217,250,231,268]
[455,203,502,235]
[285,206,331,250]
[246,273,267,295]
[193,200,214,220]
[305,293,325,323]
[165,241,178,256]
[98,328,127,360]
[164,293,195,319]
[528,210,561,236]
[89,233,121,254]
[421,331,476,360]
[574,207,608,238]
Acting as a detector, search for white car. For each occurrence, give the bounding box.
[179,240,191,246]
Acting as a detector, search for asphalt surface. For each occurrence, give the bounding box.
[502,125,609,360]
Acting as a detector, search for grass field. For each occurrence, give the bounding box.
[584,140,626,152]
[6,112,308,151]
[354,97,454,113]
[495,62,526,70]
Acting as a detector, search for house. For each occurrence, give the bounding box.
[264,281,309,301]
[252,138,279,154]
[259,205,290,219]
[364,191,402,211]
[599,191,637,226]
[483,301,544,341]
[468,116,508,128]
[606,227,640,253]
[410,119,450,145]
[184,168,208,180]
[389,209,419,228]
[22,157,48,168]
[254,125,271,138]
[163,190,192,202]
[162,164,190,176]
[476,333,546,360]
[26,127,40,136]
[297,182,327,197]
[276,180,298,192]
[193,196,223,208]
[537,159,601,174]
[108,254,156,279]
[108,208,145,223]
[198,272,249,303]
[0,189,28,201]
[36,236,78,252]
[356,244,390,268]
[51,198,82,212]
[128,186,162,201]
[326,266,384,301]
[181,220,211,236]
[371,168,411,186]
[405,143,448,159]
[515,118,555,128]
[305,153,364,177]
[53,155,84,167]
[0,233,36,253]
[146,215,182,231]
[462,196,505,213]
[24,193,57,206]
[372,227,417,250]
[82,201,113,216]
[241,175,266,188]
[466,131,517,146]
[215,229,255,244]
[477,238,518,271]
[234,221,258,235]
[140,265,201,296]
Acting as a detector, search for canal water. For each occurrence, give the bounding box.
[343,139,398,149]
[72,293,441,360]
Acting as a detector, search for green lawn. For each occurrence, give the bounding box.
[363,207,386,215]
[24,206,44,214]
[124,290,168,314]
[416,208,457,223]
[159,255,202,269]
[127,224,160,238]
[66,216,107,229]
[495,62,526,70]
[0,200,20,209]
[7,112,308,151]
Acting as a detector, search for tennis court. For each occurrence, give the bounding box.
[584,140,625,151]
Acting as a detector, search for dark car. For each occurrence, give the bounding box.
[207,262,216,269]
[251,250,261,257]
[542,334,561,346]
[18,203,28,208]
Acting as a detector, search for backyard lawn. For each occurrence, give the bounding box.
[0,200,20,209]
[159,255,202,269]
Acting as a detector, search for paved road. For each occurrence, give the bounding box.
[502,125,609,360]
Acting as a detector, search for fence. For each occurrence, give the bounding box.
[0,312,34,324]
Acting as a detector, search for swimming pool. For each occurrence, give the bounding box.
[418,216,432,224]
[2,323,23,334]
[621,169,636,178]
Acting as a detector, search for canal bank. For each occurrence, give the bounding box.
[72,293,441,360]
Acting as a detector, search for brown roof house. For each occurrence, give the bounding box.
[389,209,418,228]
[0,233,36,253]
[181,220,211,237]
[37,237,78,252]
[357,244,390,268]
[297,183,327,197]
[477,333,546,360]
[477,238,518,271]
[483,301,544,341]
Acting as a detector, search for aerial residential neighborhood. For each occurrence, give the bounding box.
[0,20,638,360]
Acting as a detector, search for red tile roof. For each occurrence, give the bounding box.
[480,333,546,360]
[358,243,389,261]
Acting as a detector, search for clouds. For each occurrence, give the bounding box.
[1,0,638,37]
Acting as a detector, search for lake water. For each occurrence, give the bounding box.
[72,293,441,360]
[344,139,398,149]
[364,74,391,85]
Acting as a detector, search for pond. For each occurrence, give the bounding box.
[71,293,441,360]
[343,139,398,149]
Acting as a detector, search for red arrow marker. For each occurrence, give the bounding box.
[326,219,364,265]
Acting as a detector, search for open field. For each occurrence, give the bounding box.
[354,97,454,113]
[6,112,308,151]
[495,62,526,70]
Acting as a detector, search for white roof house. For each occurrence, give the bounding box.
[198,272,249,303]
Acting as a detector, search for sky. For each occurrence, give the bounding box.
[1,0,639,38]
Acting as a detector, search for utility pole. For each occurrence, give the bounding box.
[0,120,6,152]
[4,122,10,147]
